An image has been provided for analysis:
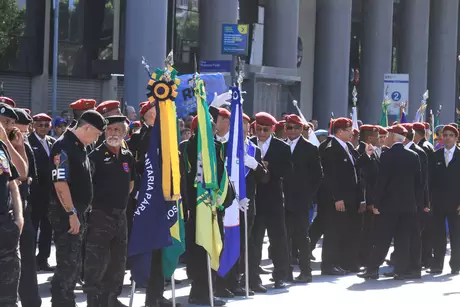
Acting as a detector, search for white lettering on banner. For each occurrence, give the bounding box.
[134,158,155,216]
[167,205,178,220]
[52,168,66,181]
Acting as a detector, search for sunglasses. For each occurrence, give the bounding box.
[286,125,301,131]
[256,126,271,133]
[36,123,50,128]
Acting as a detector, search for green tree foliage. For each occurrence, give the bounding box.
[0,0,26,66]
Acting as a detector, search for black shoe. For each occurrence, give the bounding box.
[188,297,226,306]
[258,266,272,274]
[357,269,379,280]
[405,272,422,279]
[383,271,396,278]
[451,270,459,275]
[428,268,442,274]
[250,283,268,293]
[393,274,405,280]
[107,293,128,307]
[344,266,365,273]
[147,297,182,307]
[215,288,234,298]
[321,266,347,276]
[310,253,316,261]
[37,261,54,272]
[274,280,287,289]
[294,273,312,283]
[230,287,255,297]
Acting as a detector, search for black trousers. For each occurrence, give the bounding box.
[285,210,311,276]
[83,209,127,295]
[249,211,289,285]
[420,212,434,267]
[321,209,361,271]
[431,211,460,271]
[0,214,21,307]
[31,203,52,264]
[359,210,374,266]
[19,211,41,307]
[309,210,324,251]
[367,212,416,274]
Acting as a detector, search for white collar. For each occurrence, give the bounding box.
[34,132,47,142]
[287,136,301,144]
[334,136,348,151]
[258,135,272,146]
[445,146,456,154]
[217,131,229,142]
[404,141,414,149]
[392,142,403,147]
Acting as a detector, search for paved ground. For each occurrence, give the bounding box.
[34,240,460,307]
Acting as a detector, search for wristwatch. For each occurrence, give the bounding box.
[67,207,78,216]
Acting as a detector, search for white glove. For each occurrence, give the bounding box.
[210,91,232,108]
[244,155,258,170]
[239,198,250,212]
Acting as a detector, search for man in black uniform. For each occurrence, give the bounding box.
[428,125,460,274]
[283,114,322,283]
[29,112,55,271]
[49,110,106,306]
[249,112,291,291]
[14,108,42,307]
[0,106,25,307]
[84,115,135,307]
[359,125,421,280]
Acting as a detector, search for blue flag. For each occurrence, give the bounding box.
[128,105,172,286]
[218,86,245,277]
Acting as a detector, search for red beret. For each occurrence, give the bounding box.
[423,122,431,130]
[392,124,408,136]
[375,125,387,135]
[401,123,413,131]
[131,121,141,128]
[242,113,250,122]
[412,123,426,133]
[443,124,459,137]
[140,101,155,117]
[191,116,198,131]
[285,114,303,126]
[360,125,378,132]
[255,112,277,126]
[275,120,285,131]
[24,109,31,115]
[33,113,52,122]
[353,128,359,136]
[333,117,353,129]
[70,99,96,111]
[218,108,231,119]
[0,97,16,107]
[96,100,120,114]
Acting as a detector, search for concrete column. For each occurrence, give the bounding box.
[398,0,430,121]
[199,0,238,61]
[31,0,51,113]
[428,0,459,124]
[124,0,167,107]
[360,0,394,125]
[102,0,121,101]
[298,0,316,121]
[263,0,299,69]
[313,0,352,128]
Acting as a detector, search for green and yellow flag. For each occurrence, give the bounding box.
[380,97,392,127]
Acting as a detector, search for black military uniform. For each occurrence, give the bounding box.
[84,118,135,306]
[15,108,42,307]
[284,134,322,281]
[28,129,55,270]
[49,112,105,306]
[0,140,20,306]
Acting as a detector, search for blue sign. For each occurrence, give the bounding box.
[222,24,249,55]
[391,91,402,101]
[200,60,232,73]
[175,73,228,118]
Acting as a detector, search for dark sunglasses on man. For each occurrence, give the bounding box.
[285,125,302,131]
[256,126,271,133]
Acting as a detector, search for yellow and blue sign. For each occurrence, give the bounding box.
[221,24,249,55]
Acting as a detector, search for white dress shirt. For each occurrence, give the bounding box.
[404,141,414,150]
[217,131,229,143]
[334,136,354,164]
[287,136,301,153]
[35,132,50,156]
[258,135,272,158]
[444,146,455,165]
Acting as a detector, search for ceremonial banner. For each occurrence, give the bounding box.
[218,86,244,277]
[162,198,186,278]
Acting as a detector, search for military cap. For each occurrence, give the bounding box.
[0,97,16,107]
[412,123,426,133]
[96,100,120,115]
[434,125,444,135]
[332,117,352,129]
[376,125,388,135]
[401,123,413,130]
[391,124,408,136]
[360,125,378,132]
[285,114,303,126]
[217,108,231,119]
[423,122,431,130]
[70,99,96,111]
[106,115,128,126]
[79,110,107,132]
[255,112,277,126]
[353,128,359,136]
[315,129,328,137]
[24,109,31,115]
[0,103,18,120]
[14,108,32,125]
[275,120,286,132]
[443,124,459,137]
[139,101,155,118]
[32,113,52,122]
[191,116,198,131]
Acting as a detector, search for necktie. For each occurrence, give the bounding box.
[345,146,358,182]
[445,150,450,167]
[41,138,50,156]
[259,141,266,158]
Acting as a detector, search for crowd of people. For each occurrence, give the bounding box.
[0,94,458,307]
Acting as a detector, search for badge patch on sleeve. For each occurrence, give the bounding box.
[122,162,130,173]
[52,150,69,181]
[0,150,10,175]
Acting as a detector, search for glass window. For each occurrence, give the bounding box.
[174,1,199,73]
[0,0,45,75]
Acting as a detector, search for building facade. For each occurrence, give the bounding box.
[0,0,459,127]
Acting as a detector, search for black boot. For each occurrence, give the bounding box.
[107,293,128,307]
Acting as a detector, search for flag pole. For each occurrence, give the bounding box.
[129,280,136,307]
[171,273,176,307]
[207,254,215,307]
[236,57,250,299]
